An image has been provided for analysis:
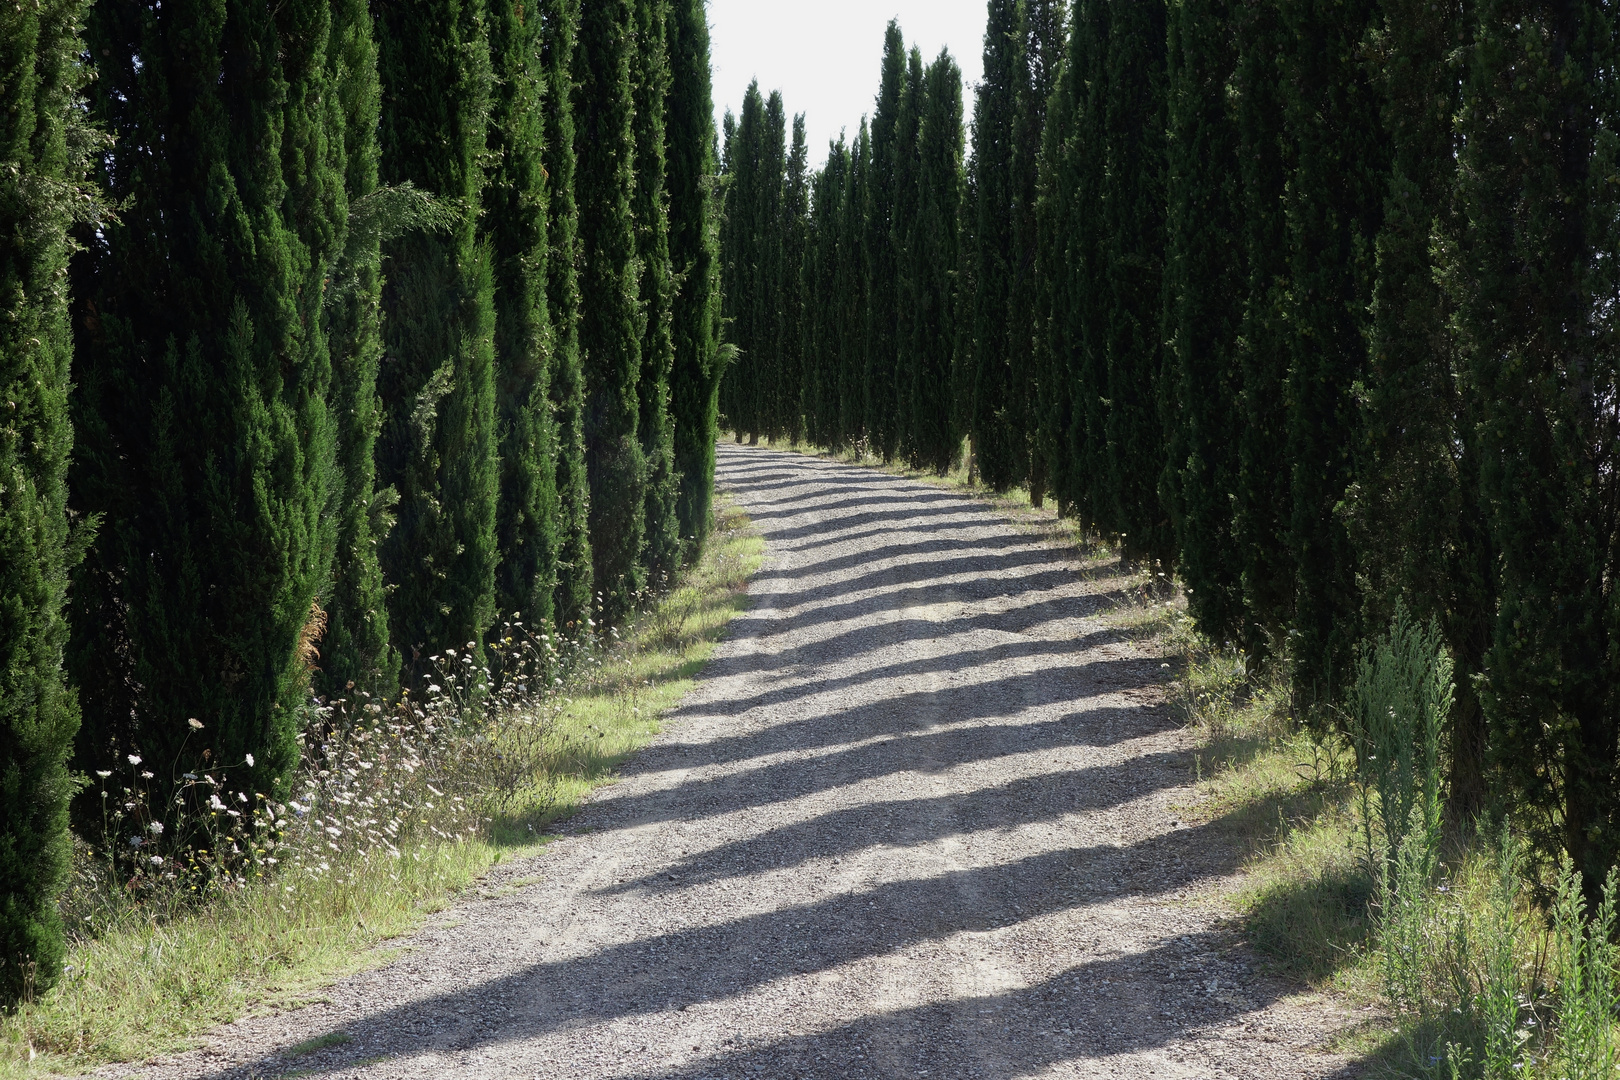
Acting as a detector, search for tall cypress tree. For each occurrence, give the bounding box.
[720,84,764,442]
[891,48,925,463]
[319,0,398,700]
[487,0,561,631]
[865,23,905,461]
[540,0,592,629]
[757,90,787,441]
[805,139,848,447]
[969,0,1020,489]
[1102,0,1171,563]
[841,122,872,447]
[1231,0,1294,656]
[909,51,965,475]
[1280,0,1387,710]
[780,113,810,445]
[574,0,646,622]
[666,0,724,551]
[375,0,499,671]
[1455,0,1620,898]
[1163,0,1245,639]
[1356,0,1490,815]
[0,0,94,1004]
[1011,0,1066,503]
[631,0,680,580]
[71,0,340,800]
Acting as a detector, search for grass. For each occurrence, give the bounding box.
[0,499,763,1078]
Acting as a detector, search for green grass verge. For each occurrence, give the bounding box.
[0,499,763,1078]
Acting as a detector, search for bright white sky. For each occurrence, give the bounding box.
[707,0,987,168]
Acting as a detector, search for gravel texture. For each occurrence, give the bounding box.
[109,443,1362,1079]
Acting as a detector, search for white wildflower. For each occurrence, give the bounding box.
[188,718,203,730]
[127,754,142,766]
[244,753,254,767]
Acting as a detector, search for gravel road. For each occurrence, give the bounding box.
[118,443,1361,1080]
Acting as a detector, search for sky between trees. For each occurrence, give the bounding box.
[708,0,985,163]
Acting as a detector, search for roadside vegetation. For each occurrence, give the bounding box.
[0,501,761,1078]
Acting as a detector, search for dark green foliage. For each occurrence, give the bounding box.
[1036,0,1109,523]
[891,49,925,462]
[757,91,788,441]
[1280,0,1388,711]
[540,0,592,630]
[375,0,499,671]
[486,0,561,633]
[1355,0,1491,816]
[804,139,848,448]
[907,52,965,475]
[666,0,723,551]
[865,23,905,461]
[968,0,1021,489]
[71,0,340,799]
[1102,0,1171,563]
[631,0,680,581]
[1454,0,1620,899]
[778,114,810,444]
[1163,0,1244,640]
[1011,0,1066,503]
[1230,0,1294,657]
[838,123,871,446]
[319,0,399,702]
[0,0,92,1004]
[574,0,646,622]
[719,84,765,440]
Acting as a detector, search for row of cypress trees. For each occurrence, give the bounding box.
[0,0,725,1005]
[727,0,1620,903]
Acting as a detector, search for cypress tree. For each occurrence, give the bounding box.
[1280,0,1387,710]
[319,0,398,701]
[574,0,646,622]
[540,0,592,630]
[839,123,871,446]
[1163,0,1245,640]
[1454,0,1620,897]
[631,0,680,580]
[780,113,810,445]
[891,48,925,463]
[909,51,965,476]
[666,0,724,551]
[1356,0,1490,815]
[866,23,905,461]
[1230,0,1294,656]
[969,0,1020,489]
[805,140,848,447]
[1102,0,1171,563]
[720,85,764,442]
[487,0,561,631]
[375,0,499,671]
[757,90,787,441]
[0,0,94,1003]
[1011,0,1066,503]
[70,0,341,800]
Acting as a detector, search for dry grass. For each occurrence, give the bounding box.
[0,499,763,1078]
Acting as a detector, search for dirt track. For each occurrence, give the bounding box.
[118,442,1360,1079]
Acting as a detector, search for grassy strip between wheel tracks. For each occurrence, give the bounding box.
[0,500,763,1078]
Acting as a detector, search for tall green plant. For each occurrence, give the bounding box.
[575,0,647,622]
[539,0,592,630]
[0,0,96,1005]
[71,0,340,799]
[666,0,724,550]
[375,0,500,672]
[865,21,906,461]
[487,0,561,633]
[908,51,964,475]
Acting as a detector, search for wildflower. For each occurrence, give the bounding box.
[128,754,142,765]
[148,821,164,835]
[188,718,204,730]
[129,836,143,847]
[245,753,255,767]
[149,855,163,866]
[237,791,248,804]
[209,794,228,811]
[96,770,112,778]
[141,771,154,779]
